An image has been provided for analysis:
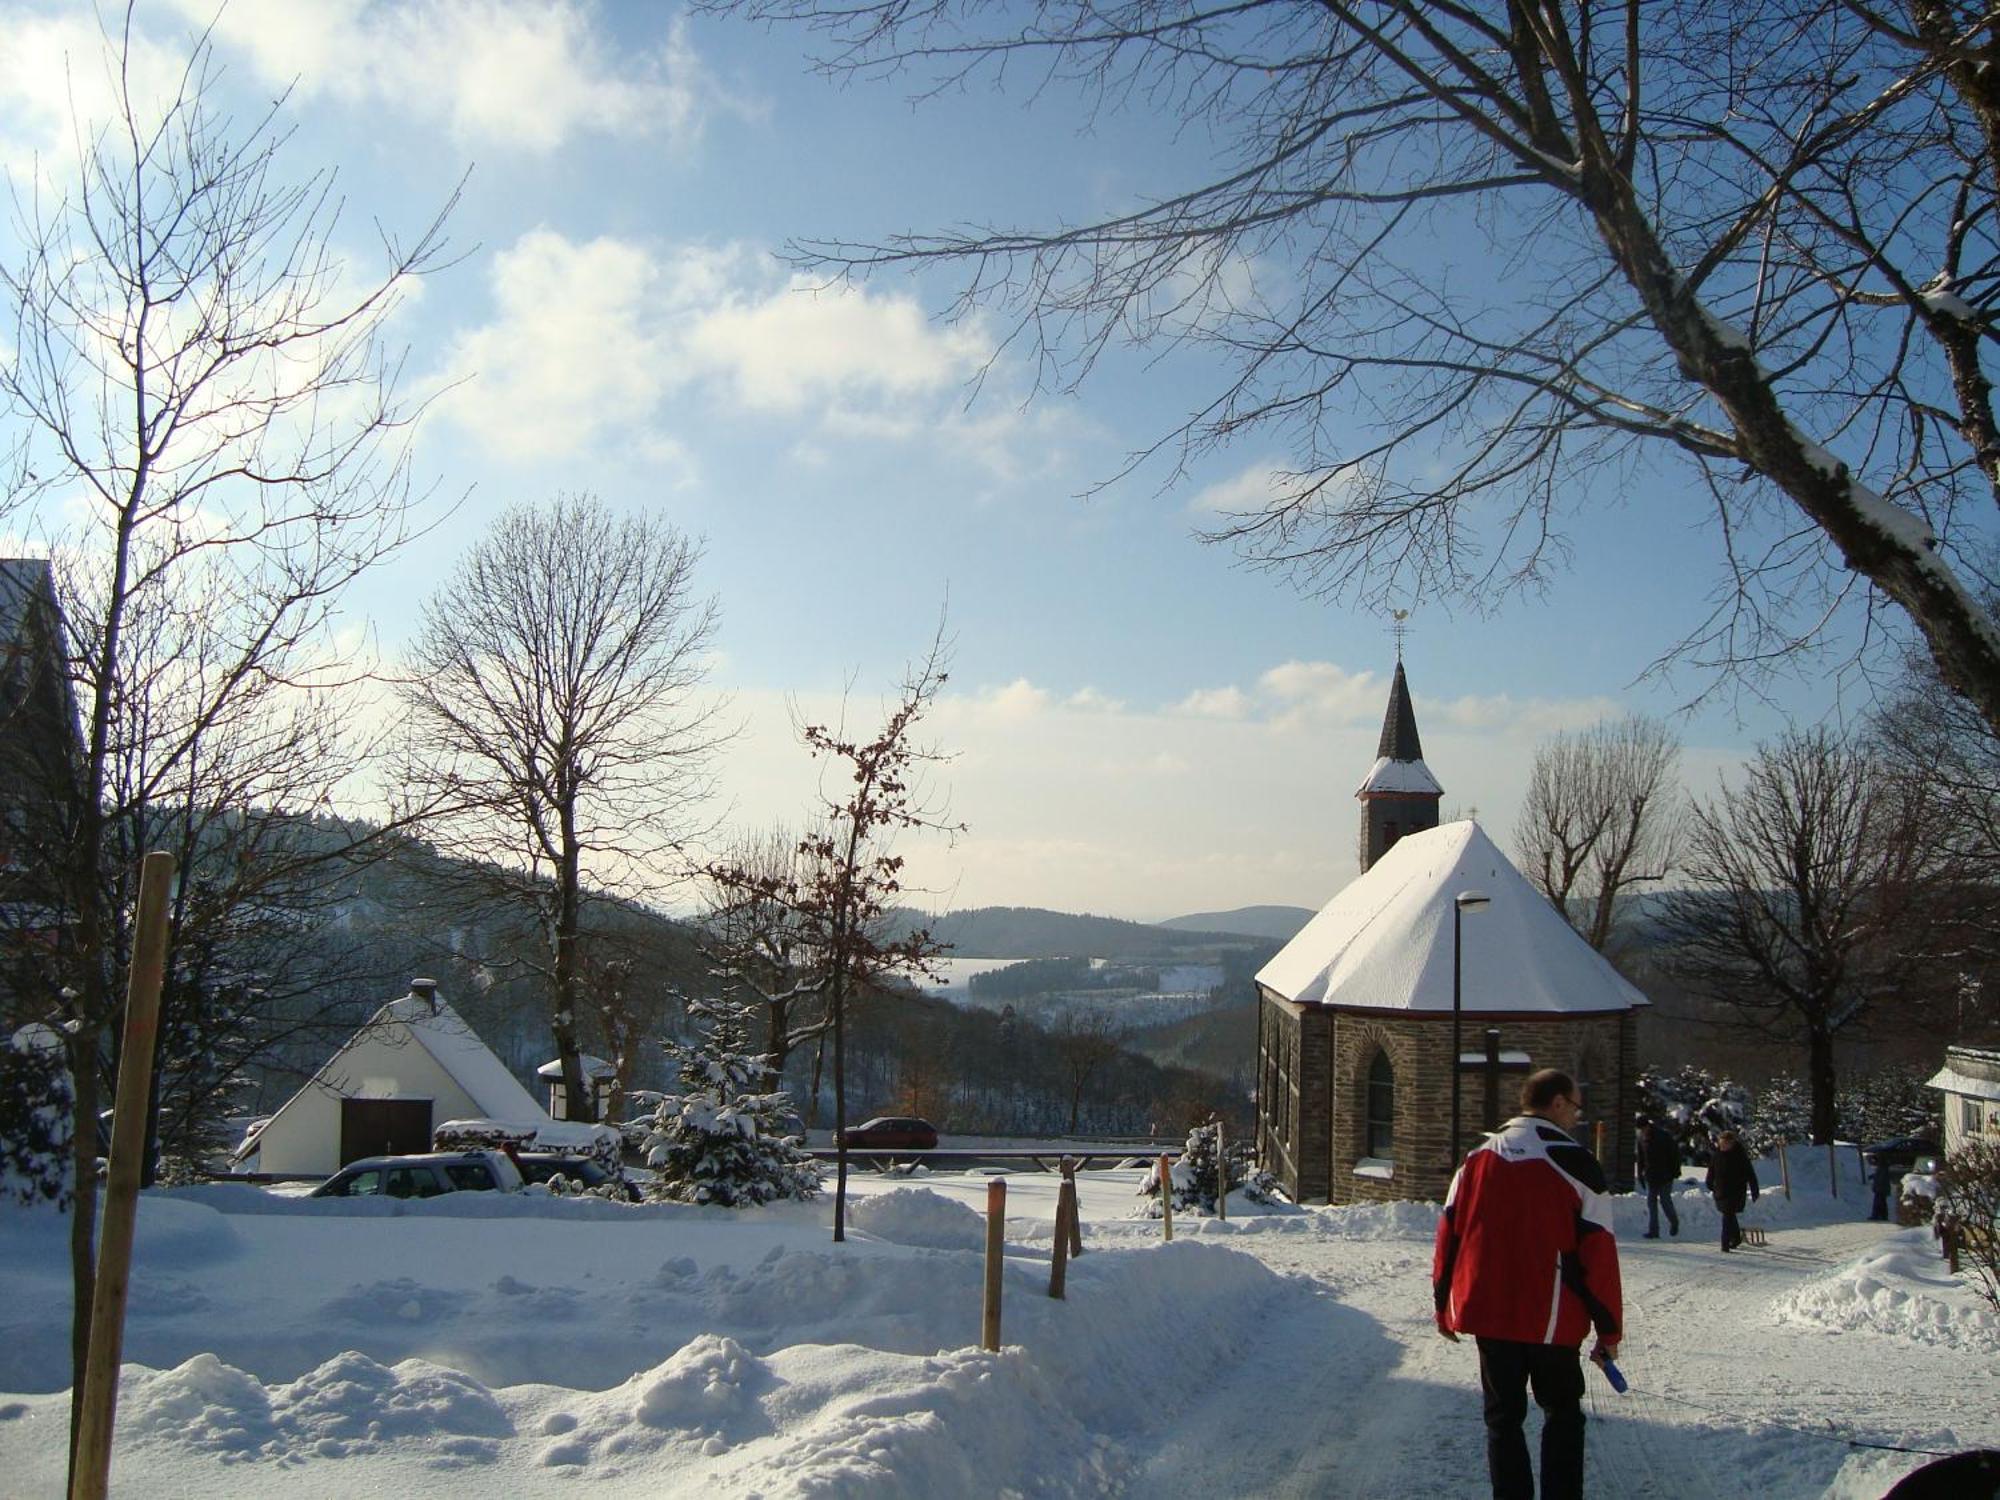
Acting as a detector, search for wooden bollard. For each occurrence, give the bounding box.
[1593,1120,1605,1163]
[1158,1153,1174,1242]
[72,851,176,1500]
[1061,1157,1083,1257]
[1827,1141,1838,1200]
[1216,1122,1227,1222]
[982,1178,1005,1351]
[1049,1179,1074,1299]
[1778,1141,1792,1200]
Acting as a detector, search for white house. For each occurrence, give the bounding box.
[1927,1045,2000,1153]
[235,979,550,1176]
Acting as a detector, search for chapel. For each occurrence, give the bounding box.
[1253,661,1646,1204]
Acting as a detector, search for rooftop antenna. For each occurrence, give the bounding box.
[1389,609,1410,662]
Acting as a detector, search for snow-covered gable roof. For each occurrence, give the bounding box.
[1257,819,1649,1015]
[234,989,545,1161]
[536,1054,616,1081]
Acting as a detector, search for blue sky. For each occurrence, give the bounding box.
[0,1,1845,921]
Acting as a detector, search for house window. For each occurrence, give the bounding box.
[1366,1050,1395,1160]
[1966,1097,1985,1137]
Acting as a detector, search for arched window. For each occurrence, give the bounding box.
[1366,1049,1395,1160]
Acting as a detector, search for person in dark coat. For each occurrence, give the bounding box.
[1636,1118,1682,1239]
[1705,1130,1760,1251]
[1868,1153,1895,1222]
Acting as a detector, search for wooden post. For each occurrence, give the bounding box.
[1158,1153,1174,1242]
[1049,1180,1073,1300]
[1778,1140,1792,1200]
[1593,1120,1605,1161]
[1827,1141,1839,1200]
[1061,1158,1083,1257]
[982,1179,1006,1351]
[71,851,176,1500]
[1216,1121,1227,1221]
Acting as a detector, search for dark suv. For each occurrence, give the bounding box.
[309,1149,524,1199]
[837,1117,939,1150]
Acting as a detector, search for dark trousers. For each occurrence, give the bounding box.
[1476,1336,1585,1500]
[1720,1208,1741,1250]
[1645,1183,1679,1236]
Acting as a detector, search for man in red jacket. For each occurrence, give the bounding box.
[1433,1068,1623,1500]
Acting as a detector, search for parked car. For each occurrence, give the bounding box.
[308,1149,525,1199]
[836,1117,939,1150]
[1861,1135,1940,1178]
[514,1151,642,1202]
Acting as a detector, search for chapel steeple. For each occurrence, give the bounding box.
[1355,657,1443,872]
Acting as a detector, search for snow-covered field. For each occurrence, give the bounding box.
[1,1147,1994,1497]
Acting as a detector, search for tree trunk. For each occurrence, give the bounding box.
[831,968,848,1243]
[1807,1023,1838,1145]
[551,798,595,1124]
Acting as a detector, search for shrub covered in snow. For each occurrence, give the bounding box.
[641,999,821,1207]
[1744,1074,1811,1156]
[1938,1135,2000,1312]
[1,1024,73,1208]
[1638,1066,1749,1163]
[1136,1120,1277,1218]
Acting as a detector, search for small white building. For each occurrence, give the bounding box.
[234,979,550,1176]
[537,1053,617,1122]
[1927,1045,2000,1154]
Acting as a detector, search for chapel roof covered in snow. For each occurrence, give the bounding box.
[1257,819,1649,1015]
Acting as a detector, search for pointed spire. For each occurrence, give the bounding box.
[1375,659,1424,762]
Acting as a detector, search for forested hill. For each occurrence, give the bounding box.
[1155,905,1316,942]
[888,905,1276,961]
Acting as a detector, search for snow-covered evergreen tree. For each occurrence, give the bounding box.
[642,998,821,1207]
[1,1025,74,1208]
[1637,1065,1750,1163]
[1745,1074,1811,1156]
[1837,1069,1940,1144]
[1137,1120,1277,1217]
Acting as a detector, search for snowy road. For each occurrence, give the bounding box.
[1116,1212,1987,1498]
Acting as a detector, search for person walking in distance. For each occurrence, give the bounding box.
[1705,1129,1760,1252]
[1636,1117,1682,1239]
[1433,1069,1623,1500]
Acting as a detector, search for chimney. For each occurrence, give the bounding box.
[410,977,439,1013]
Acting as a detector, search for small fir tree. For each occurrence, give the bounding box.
[1746,1074,1812,1156]
[643,999,822,1207]
[1836,1069,1940,1144]
[1137,1120,1277,1217]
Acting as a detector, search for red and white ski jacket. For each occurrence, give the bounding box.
[1432,1114,1622,1347]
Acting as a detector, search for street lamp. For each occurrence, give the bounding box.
[1449,888,1492,1181]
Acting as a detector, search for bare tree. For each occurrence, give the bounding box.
[712,0,2000,730]
[1515,714,1683,950]
[704,635,962,1241]
[1657,728,1959,1142]
[698,825,832,1095]
[1051,1007,1122,1133]
[399,493,724,1125]
[0,10,456,1464]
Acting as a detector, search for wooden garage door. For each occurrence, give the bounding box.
[339,1098,433,1165]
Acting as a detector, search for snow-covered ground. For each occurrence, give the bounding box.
[1,1146,1993,1497]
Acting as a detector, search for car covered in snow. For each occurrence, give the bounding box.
[307,1149,525,1199]
[836,1117,939,1150]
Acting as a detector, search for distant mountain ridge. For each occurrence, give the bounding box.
[891,905,1273,961]
[1156,904,1316,942]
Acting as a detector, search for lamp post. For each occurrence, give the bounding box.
[1449,889,1492,1182]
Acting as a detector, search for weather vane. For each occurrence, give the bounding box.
[1388,609,1410,661]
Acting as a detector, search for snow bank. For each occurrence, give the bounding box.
[1774,1229,2000,1351]
[846,1187,985,1250]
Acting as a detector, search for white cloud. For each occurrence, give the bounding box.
[169,0,714,153]
[0,11,195,183]
[1172,685,1253,719]
[431,230,679,462]
[1258,660,1382,723]
[1065,687,1126,713]
[1187,461,1289,517]
[434,231,1003,464]
[685,277,988,414]
[976,678,1051,722]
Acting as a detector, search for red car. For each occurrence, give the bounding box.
[838,1116,939,1150]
